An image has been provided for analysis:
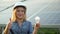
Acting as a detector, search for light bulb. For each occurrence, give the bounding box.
[35,16,40,23]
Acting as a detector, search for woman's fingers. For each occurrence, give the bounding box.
[34,23,40,30]
[36,23,40,28]
[9,18,12,22]
[7,18,12,29]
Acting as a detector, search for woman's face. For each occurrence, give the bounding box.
[15,7,26,19]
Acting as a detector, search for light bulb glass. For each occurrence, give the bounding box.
[35,16,40,23]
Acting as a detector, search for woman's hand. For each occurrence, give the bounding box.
[33,22,40,34]
[34,22,40,30]
[4,18,13,34]
[6,18,12,30]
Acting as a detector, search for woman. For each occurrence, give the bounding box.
[3,2,40,34]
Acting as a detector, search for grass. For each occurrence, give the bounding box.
[37,28,60,34]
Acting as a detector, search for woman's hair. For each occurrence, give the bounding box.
[11,6,26,22]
